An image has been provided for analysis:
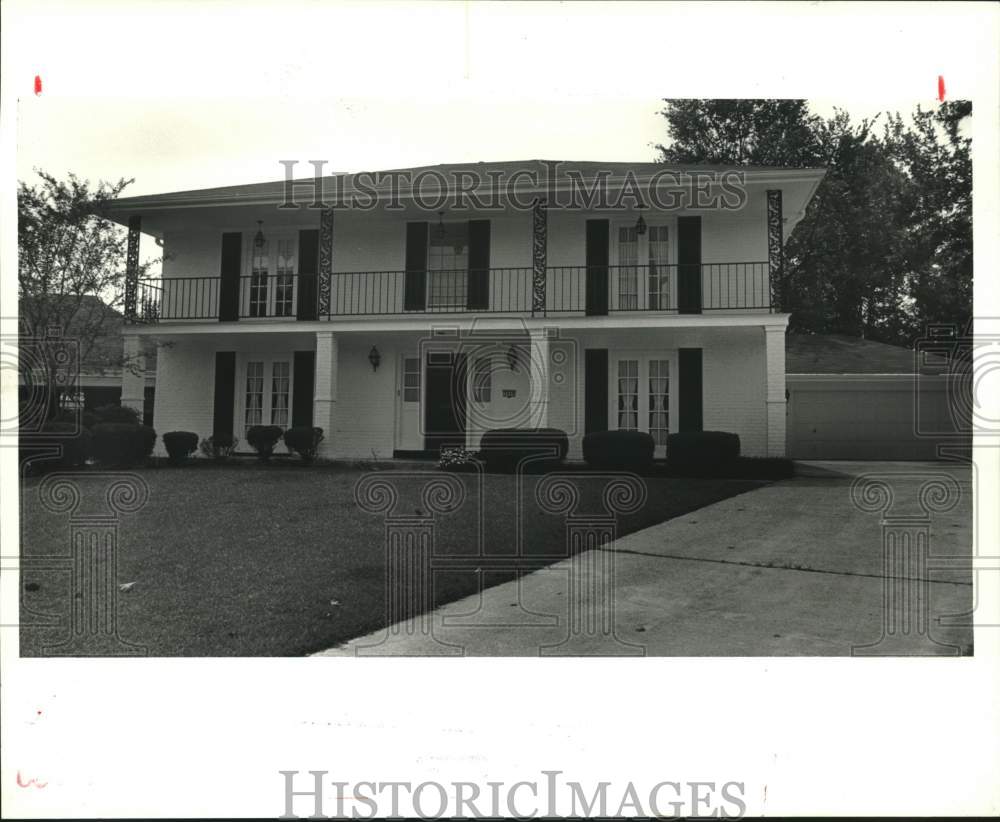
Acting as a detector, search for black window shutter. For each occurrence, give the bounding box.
[404,222,428,311]
[678,348,703,432]
[213,351,237,441]
[467,220,491,311]
[292,351,315,428]
[297,229,319,321]
[585,219,609,316]
[584,348,609,433]
[218,233,242,321]
[677,216,702,314]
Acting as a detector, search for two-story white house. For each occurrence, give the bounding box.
[105,160,824,460]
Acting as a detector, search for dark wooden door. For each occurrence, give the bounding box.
[424,353,467,454]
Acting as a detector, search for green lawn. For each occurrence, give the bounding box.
[20,464,767,656]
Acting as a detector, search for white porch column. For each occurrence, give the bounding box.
[764,325,787,457]
[120,334,146,415]
[313,331,338,457]
[528,329,550,428]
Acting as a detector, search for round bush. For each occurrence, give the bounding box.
[583,430,655,471]
[199,435,238,460]
[163,431,199,463]
[52,408,100,430]
[92,403,141,425]
[283,426,325,462]
[91,423,157,466]
[479,427,569,473]
[666,431,741,472]
[246,425,284,461]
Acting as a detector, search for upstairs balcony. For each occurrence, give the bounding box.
[130,261,773,323]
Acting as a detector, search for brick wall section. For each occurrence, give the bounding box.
[149,337,216,454]
[149,322,787,460]
[764,325,787,456]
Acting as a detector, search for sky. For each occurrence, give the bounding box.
[8,0,987,198]
[15,94,913,198]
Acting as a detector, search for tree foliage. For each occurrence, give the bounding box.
[656,99,972,346]
[17,170,154,417]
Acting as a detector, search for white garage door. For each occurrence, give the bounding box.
[787,375,967,460]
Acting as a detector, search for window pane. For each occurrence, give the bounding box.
[244,361,264,435]
[250,241,269,317]
[403,357,420,402]
[648,226,669,310]
[270,361,290,428]
[648,359,670,446]
[473,356,492,403]
[618,226,638,309]
[617,359,639,430]
[428,222,469,308]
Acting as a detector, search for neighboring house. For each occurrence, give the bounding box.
[102,161,825,459]
[786,333,969,460]
[17,296,156,426]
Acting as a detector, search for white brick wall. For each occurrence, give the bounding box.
[559,325,777,459]
[150,323,784,460]
[150,338,217,455]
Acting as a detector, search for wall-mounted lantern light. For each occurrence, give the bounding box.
[254,220,266,249]
[434,211,447,241]
[368,346,382,372]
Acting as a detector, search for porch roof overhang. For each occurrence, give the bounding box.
[123,312,791,339]
[99,161,826,239]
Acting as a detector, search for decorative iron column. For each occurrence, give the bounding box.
[354,473,466,655]
[317,208,334,317]
[850,472,963,655]
[535,474,647,656]
[35,473,149,655]
[124,216,141,321]
[532,198,547,315]
[766,190,783,311]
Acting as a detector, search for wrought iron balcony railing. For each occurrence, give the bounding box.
[130,262,772,323]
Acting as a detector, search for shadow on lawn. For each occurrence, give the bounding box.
[19,465,768,656]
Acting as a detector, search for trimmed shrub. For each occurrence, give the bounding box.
[583,430,655,471]
[52,408,100,430]
[20,422,92,473]
[199,435,238,460]
[438,446,480,472]
[91,423,157,466]
[666,431,741,472]
[163,431,199,464]
[92,403,141,425]
[246,425,284,461]
[479,427,568,473]
[283,426,325,463]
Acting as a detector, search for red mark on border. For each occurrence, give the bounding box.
[938,75,946,102]
[17,770,48,789]
[34,75,42,96]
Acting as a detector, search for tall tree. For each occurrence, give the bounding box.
[883,102,972,337]
[656,99,825,167]
[655,99,973,347]
[17,171,153,421]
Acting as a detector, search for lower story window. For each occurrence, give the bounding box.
[612,353,675,451]
[241,357,292,440]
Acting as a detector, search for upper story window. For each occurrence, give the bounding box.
[247,235,296,318]
[428,222,468,308]
[615,223,671,310]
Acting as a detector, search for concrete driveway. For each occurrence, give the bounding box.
[315,461,974,656]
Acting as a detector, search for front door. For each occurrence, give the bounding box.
[424,352,467,454]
